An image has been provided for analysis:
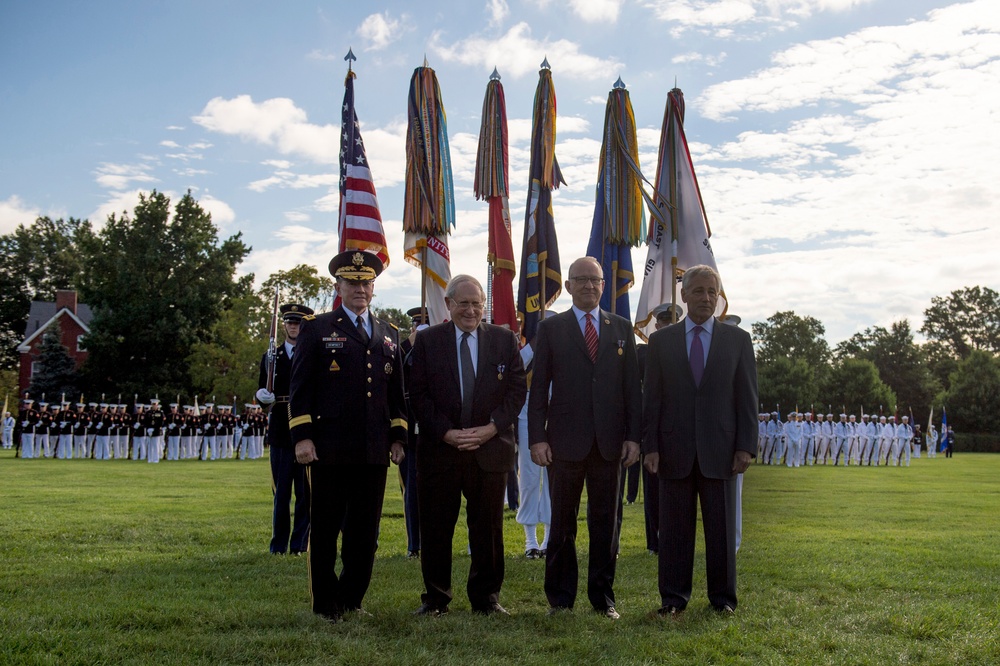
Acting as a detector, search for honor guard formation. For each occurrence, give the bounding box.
[12,397,268,463]
[756,410,934,468]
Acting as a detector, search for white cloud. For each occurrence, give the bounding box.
[672,51,728,67]
[94,162,158,190]
[284,211,311,223]
[0,195,41,234]
[160,140,180,148]
[567,0,625,22]
[262,159,292,169]
[642,0,873,30]
[487,0,509,25]
[357,12,407,51]
[192,95,337,165]
[430,22,623,80]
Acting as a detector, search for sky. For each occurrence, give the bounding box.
[2,0,998,344]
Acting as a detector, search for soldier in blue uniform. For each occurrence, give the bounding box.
[289,250,406,623]
[257,302,314,556]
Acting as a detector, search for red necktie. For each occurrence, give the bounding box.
[584,313,598,363]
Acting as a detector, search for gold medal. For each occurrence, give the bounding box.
[497,372,503,381]
[385,362,393,375]
[617,347,623,356]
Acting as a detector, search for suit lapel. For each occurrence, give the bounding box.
[563,309,592,360]
[446,321,461,389]
[596,309,616,362]
[670,322,697,388]
[702,317,724,383]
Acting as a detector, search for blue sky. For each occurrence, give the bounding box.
[2,0,997,342]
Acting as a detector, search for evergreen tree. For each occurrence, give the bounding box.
[27,321,80,400]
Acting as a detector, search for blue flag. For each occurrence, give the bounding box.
[939,407,948,452]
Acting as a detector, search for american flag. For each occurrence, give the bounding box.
[338,71,389,266]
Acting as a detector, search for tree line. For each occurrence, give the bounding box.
[0,190,408,410]
[752,291,1000,436]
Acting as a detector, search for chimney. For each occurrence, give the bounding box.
[55,290,77,314]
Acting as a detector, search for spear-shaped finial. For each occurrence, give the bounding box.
[345,47,356,71]
[540,56,551,70]
[490,66,501,81]
[423,53,429,68]
[613,76,626,90]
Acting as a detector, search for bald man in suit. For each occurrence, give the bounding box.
[528,257,641,620]
[643,264,757,616]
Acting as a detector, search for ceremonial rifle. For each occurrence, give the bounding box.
[266,286,280,393]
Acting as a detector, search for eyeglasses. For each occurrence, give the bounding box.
[453,301,484,312]
[569,276,604,286]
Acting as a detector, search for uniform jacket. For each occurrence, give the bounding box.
[527,307,642,463]
[641,317,758,480]
[258,343,293,448]
[409,321,526,473]
[288,305,406,466]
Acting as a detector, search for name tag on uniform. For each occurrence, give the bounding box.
[324,335,347,350]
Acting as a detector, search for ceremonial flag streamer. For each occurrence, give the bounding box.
[475,69,518,333]
[634,86,728,340]
[586,78,646,318]
[403,64,454,325]
[517,61,564,344]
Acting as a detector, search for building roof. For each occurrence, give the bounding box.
[17,300,94,353]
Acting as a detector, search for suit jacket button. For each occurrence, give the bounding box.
[367,392,372,398]
[367,363,372,368]
[367,377,372,383]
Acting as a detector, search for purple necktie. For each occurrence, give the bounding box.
[690,325,705,387]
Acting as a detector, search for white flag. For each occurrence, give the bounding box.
[634,88,727,341]
[404,232,452,326]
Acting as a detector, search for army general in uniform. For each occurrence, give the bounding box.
[288,250,406,623]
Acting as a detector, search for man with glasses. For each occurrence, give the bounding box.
[408,275,526,617]
[528,256,642,620]
[288,250,406,623]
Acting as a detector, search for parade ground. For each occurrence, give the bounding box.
[2,450,997,665]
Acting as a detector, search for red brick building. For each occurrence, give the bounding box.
[16,290,93,397]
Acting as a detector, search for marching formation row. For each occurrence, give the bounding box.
[755,411,954,467]
[5,399,269,462]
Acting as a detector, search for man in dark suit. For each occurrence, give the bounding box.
[257,303,314,556]
[642,264,757,616]
[408,275,526,616]
[289,250,406,623]
[528,256,642,620]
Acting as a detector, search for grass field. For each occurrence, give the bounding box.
[1,448,998,665]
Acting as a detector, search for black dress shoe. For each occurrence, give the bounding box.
[712,603,735,615]
[406,550,420,560]
[525,548,539,560]
[657,605,682,617]
[413,602,449,617]
[601,606,621,620]
[290,550,305,556]
[474,602,510,616]
[547,606,571,616]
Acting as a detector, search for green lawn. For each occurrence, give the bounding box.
[1,449,997,665]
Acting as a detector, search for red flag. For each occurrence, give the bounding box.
[475,75,518,333]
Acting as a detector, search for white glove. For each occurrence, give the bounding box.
[169,423,176,430]
[255,388,275,405]
[134,423,141,429]
[21,421,27,427]
[60,422,67,428]
[146,428,154,435]
[97,423,104,430]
